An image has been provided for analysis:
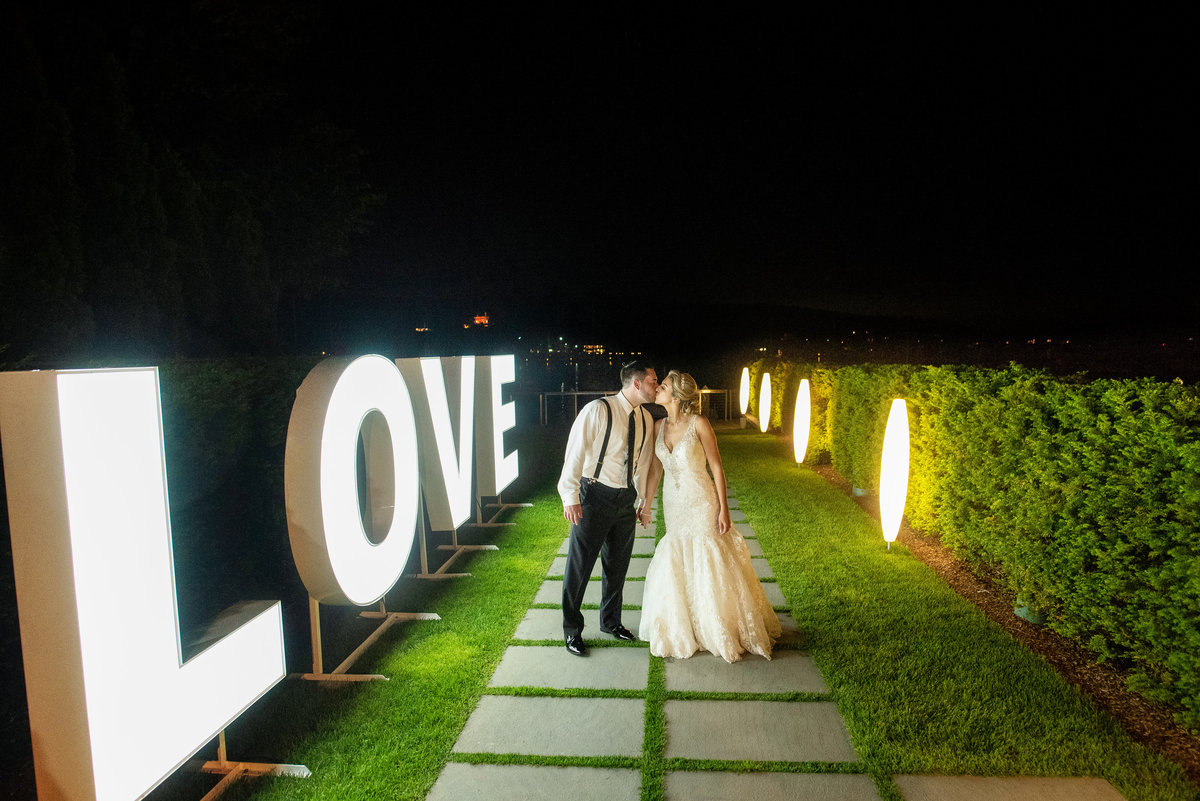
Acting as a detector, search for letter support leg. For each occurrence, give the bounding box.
[469,493,533,527]
[199,730,310,800]
[298,597,439,682]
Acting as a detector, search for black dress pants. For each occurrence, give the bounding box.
[562,488,637,639]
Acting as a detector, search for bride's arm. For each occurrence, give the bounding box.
[695,416,732,534]
[638,420,665,529]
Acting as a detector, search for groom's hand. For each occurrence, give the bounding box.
[564,504,582,525]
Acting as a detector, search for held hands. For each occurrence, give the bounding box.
[636,504,652,529]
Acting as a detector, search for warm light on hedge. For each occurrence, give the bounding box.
[758,373,771,433]
[739,367,750,415]
[793,379,811,463]
[879,398,910,546]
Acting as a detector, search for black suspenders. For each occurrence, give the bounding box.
[592,398,614,480]
[591,399,649,485]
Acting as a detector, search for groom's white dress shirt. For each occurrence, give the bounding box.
[557,391,654,509]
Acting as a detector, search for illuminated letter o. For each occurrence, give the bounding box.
[285,356,420,605]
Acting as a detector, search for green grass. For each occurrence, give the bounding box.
[152,427,1196,801]
[718,427,1197,801]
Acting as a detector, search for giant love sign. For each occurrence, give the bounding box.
[0,354,519,801]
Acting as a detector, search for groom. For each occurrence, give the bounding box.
[558,360,658,656]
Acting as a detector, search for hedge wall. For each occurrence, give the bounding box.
[746,358,1200,730]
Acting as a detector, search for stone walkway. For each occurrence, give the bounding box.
[427,497,1128,801]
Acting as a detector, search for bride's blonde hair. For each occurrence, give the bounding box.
[666,370,701,416]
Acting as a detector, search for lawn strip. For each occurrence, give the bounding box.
[718,427,1197,801]
[641,655,666,801]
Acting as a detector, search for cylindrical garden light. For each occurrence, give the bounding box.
[793,379,811,464]
[879,398,910,550]
[758,373,771,433]
[739,367,750,416]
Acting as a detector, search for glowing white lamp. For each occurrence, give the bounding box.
[739,367,751,415]
[879,398,910,548]
[793,378,811,463]
[758,372,772,433]
[0,368,285,801]
[285,356,421,606]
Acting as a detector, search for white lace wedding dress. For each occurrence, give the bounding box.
[639,415,781,662]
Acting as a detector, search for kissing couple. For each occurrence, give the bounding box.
[557,360,781,661]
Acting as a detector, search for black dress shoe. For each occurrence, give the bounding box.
[565,635,588,656]
[601,624,637,642]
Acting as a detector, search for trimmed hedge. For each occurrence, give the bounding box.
[746,357,1200,731]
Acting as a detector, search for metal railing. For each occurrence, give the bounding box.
[538,389,731,425]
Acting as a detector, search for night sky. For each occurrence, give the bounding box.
[297,7,1197,349]
[6,5,1197,361]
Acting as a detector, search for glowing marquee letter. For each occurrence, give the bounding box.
[475,354,519,495]
[285,356,421,606]
[396,356,476,530]
[0,368,285,801]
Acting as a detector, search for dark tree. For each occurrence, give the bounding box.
[1,0,383,360]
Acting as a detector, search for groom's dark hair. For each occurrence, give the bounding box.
[620,360,654,387]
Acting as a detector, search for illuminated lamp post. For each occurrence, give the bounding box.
[793,379,811,463]
[879,399,910,550]
[758,373,772,433]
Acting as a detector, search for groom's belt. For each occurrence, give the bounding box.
[579,477,637,508]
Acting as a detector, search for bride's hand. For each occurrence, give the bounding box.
[716,508,731,535]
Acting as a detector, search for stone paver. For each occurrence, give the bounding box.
[490,645,649,690]
[454,696,644,757]
[535,579,644,607]
[665,649,827,694]
[437,494,1121,801]
[665,771,881,801]
[428,764,641,801]
[664,700,857,762]
[513,608,643,641]
[547,555,653,578]
[893,775,1127,801]
[730,509,747,522]
[761,582,788,608]
[751,557,773,578]
[776,611,801,646]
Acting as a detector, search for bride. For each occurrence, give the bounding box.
[637,370,781,662]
